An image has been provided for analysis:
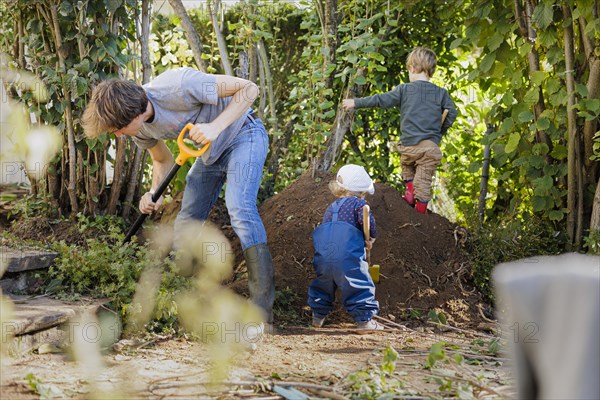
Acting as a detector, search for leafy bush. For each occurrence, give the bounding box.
[273,287,302,325]
[50,222,190,334]
[583,229,600,255]
[465,213,563,302]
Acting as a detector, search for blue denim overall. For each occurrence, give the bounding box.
[308,198,379,323]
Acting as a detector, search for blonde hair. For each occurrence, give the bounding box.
[82,80,148,138]
[406,47,437,77]
[328,180,367,199]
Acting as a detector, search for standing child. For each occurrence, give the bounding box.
[308,164,383,331]
[342,47,458,214]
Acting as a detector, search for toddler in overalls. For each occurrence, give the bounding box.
[308,164,384,331]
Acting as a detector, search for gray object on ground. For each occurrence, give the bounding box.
[493,253,600,399]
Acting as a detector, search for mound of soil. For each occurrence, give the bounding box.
[254,172,482,327]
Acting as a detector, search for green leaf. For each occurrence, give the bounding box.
[450,38,462,50]
[319,101,334,110]
[346,54,358,64]
[473,2,493,19]
[518,41,532,57]
[550,144,568,160]
[576,84,588,97]
[524,88,540,105]
[498,117,514,134]
[532,143,549,156]
[536,117,550,130]
[26,20,44,34]
[487,33,504,52]
[532,1,554,29]
[479,52,496,73]
[532,195,548,212]
[538,29,558,48]
[548,210,564,221]
[76,78,88,97]
[518,111,535,123]
[505,132,521,153]
[467,161,482,173]
[106,0,123,13]
[453,353,464,365]
[536,175,554,193]
[531,71,545,87]
[58,2,73,16]
[354,76,367,85]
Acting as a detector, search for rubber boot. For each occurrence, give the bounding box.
[244,243,275,325]
[415,200,428,214]
[402,180,415,206]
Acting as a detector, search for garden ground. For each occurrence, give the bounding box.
[1,323,511,398]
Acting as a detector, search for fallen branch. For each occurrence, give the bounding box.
[425,321,495,338]
[373,315,415,332]
[149,379,347,399]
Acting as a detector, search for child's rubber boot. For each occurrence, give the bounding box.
[415,200,428,214]
[312,314,326,328]
[402,180,415,206]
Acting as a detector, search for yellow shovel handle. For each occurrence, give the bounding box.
[175,123,210,165]
[362,204,370,241]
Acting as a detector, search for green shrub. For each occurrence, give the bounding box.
[465,213,563,302]
[583,229,600,255]
[50,223,190,334]
[273,287,303,325]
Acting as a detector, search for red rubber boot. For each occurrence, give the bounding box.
[402,180,415,206]
[415,200,428,214]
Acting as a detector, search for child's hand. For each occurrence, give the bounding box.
[365,238,375,251]
[342,99,355,111]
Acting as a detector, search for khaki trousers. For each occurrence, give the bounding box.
[397,140,442,202]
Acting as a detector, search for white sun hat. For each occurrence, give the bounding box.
[336,164,375,195]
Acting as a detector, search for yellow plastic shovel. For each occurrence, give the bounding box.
[362,204,380,283]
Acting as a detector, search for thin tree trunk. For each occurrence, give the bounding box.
[122,0,152,219]
[237,50,249,79]
[257,39,277,130]
[563,5,578,249]
[168,0,207,72]
[122,145,144,219]
[107,137,126,214]
[579,16,600,175]
[257,47,267,117]
[247,2,258,82]
[576,135,584,247]
[591,177,600,231]
[479,124,493,222]
[16,13,25,68]
[248,43,258,82]
[50,2,78,214]
[315,68,367,173]
[208,0,233,76]
[514,0,553,159]
[322,0,338,90]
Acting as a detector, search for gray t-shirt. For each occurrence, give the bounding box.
[354,80,457,146]
[133,68,248,164]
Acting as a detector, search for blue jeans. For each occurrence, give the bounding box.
[174,120,268,250]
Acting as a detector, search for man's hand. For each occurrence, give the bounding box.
[365,238,376,251]
[139,191,164,214]
[342,98,356,111]
[189,122,221,146]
